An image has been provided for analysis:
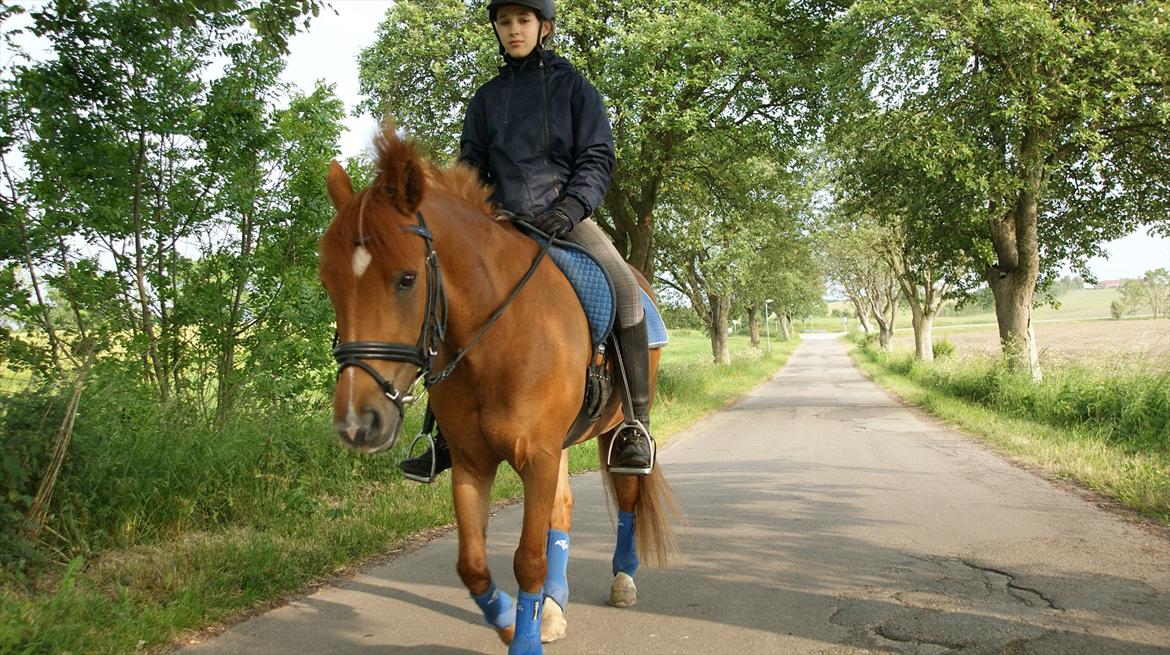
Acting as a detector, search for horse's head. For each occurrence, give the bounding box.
[319,129,433,453]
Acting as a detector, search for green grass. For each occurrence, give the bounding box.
[849,341,1170,525]
[0,331,798,655]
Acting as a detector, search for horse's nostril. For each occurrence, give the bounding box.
[366,409,382,434]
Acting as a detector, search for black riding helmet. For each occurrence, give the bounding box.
[487,0,555,22]
[487,0,556,55]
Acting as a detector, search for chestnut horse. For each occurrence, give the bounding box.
[320,127,677,655]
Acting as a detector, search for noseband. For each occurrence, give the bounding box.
[331,209,556,420]
[332,211,446,420]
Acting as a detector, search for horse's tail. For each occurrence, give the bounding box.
[601,455,682,568]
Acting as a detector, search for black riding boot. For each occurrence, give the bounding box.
[398,409,452,483]
[609,317,655,475]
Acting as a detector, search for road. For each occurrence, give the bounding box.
[185,335,1170,654]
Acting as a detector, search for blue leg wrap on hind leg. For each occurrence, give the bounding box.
[543,529,570,608]
[612,511,639,577]
[509,590,544,655]
[471,581,515,630]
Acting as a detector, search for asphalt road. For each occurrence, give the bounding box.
[185,335,1170,655]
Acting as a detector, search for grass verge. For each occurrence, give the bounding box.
[0,332,798,655]
[848,342,1170,526]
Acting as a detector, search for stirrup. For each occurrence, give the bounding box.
[606,421,655,476]
[400,430,439,483]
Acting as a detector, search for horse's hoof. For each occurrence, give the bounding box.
[540,598,567,643]
[609,572,637,608]
[495,624,515,645]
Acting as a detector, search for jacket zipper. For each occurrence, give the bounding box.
[539,58,550,157]
[503,67,514,129]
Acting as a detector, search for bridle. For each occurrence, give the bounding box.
[331,209,556,422]
[332,211,446,421]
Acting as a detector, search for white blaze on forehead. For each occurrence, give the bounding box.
[352,245,372,277]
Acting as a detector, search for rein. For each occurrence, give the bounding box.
[332,210,557,417]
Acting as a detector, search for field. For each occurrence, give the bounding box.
[899,318,1170,363]
[823,287,1127,331]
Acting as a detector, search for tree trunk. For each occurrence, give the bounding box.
[131,130,169,402]
[747,305,760,348]
[987,144,1043,381]
[910,305,934,362]
[779,314,792,341]
[708,293,731,364]
[848,295,872,333]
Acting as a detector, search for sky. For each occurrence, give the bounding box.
[5,1,1169,281]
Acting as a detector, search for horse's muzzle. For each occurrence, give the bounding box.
[334,404,401,454]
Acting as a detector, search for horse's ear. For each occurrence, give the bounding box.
[327,160,354,210]
[393,159,425,216]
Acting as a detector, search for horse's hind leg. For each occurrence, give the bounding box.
[541,451,572,643]
[453,464,516,645]
[608,469,641,608]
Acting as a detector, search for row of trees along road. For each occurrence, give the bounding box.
[358,0,839,363]
[4,0,1168,425]
[823,0,1170,378]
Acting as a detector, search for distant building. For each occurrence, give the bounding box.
[1094,279,1125,289]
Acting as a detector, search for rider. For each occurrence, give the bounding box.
[398,0,655,480]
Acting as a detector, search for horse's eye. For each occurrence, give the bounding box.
[397,273,418,291]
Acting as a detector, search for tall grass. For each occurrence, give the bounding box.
[0,331,797,654]
[855,348,1170,451]
[850,340,1170,524]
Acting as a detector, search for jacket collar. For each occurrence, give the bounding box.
[500,48,559,74]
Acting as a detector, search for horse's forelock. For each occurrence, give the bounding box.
[320,188,419,286]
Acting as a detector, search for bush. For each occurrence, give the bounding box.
[1111,300,1124,320]
[932,338,955,359]
[0,387,67,571]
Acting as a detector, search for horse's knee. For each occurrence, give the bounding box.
[513,544,547,591]
[457,556,492,596]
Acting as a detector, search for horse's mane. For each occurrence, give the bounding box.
[372,124,495,217]
[321,124,496,278]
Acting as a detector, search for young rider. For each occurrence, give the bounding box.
[398,0,655,480]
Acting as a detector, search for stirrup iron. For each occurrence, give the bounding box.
[401,430,439,483]
[606,421,655,476]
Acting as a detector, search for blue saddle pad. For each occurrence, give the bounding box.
[517,225,667,348]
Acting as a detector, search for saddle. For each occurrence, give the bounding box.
[514,223,668,448]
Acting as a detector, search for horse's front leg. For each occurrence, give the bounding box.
[453,463,515,645]
[540,451,572,643]
[510,450,561,655]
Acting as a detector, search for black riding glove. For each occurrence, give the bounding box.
[532,197,586,236]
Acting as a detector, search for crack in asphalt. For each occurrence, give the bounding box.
[960,560,1062,611]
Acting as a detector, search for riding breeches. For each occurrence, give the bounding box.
[559,218,645,328]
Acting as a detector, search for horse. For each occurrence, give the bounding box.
[319,125,678,655]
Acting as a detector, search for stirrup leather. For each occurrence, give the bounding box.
[606,421,656,475]
[401,430,440,483]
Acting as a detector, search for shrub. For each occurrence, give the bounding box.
[932,338,956,359]
[0,387,67,571]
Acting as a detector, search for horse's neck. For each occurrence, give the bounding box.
[428,203,541,332]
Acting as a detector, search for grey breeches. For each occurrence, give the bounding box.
[561,218,645,328]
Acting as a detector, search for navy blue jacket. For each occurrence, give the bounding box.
[459,50,615,221]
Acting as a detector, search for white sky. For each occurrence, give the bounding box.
[4,1,1168,280]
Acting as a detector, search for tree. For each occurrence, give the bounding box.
[2,0,339,418]
[1120,268,1170,319]
[357,0,838,277]
[831,0,1170,378]
[818,215,899,348]
[656,135,811,363]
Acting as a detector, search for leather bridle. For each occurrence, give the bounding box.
[331,210,556,422]
[332,211,446,421]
